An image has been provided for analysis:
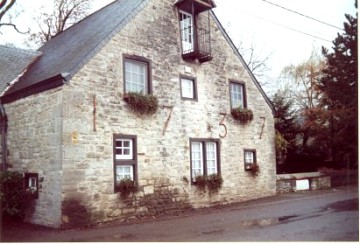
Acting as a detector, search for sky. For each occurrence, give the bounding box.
[0,0,357,94]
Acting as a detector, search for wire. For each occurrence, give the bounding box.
[261,0,343,31]
[239,10,333,43]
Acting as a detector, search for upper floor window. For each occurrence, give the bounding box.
[179,11,194,54]
[190,139,220,182]
[180,76,197,100]
[230,81,246,109]
[113,134,137,191]
[124,56,151,94]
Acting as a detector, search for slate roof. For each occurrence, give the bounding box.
[0,45,41,95]
[2,0,148,102]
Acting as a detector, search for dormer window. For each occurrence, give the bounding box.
[175,0,216,63]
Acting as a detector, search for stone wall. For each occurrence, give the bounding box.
[4,88,63,228]
[276,172,331,194]
[59,0,276,227]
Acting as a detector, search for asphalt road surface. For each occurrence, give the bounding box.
[1,185,358,241]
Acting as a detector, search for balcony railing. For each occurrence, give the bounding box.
[181,27,212,63]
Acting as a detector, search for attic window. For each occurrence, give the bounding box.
[176,0,215,63]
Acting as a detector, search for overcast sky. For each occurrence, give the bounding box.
[1,0,357,94]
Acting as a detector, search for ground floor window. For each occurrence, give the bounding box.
[24,173,39,199]
[113,134,137,192]
[190,139,220,182]
[244,149,256,170]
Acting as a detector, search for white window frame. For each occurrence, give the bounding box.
[191,142,204,180]
[244,149,256,170]
[181,77,196,99]
[115,139,133,160]
[206,142,218,175]
[29,176,37,190]
[190,139,220,182]
[116,165,134,182]
[230,82,245,109]
[179,11,194,54]
[245,151,254,164]
[124,58,148,94]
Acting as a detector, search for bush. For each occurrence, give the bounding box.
[0,171,34,220]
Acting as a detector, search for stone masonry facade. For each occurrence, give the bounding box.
[4,0,276,228]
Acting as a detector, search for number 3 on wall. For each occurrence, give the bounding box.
[219,112,227,138]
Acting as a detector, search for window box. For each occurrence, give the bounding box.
[231,107,253,123]
[193,174,223,195]
[124,92,158,115]
[247,163,260,177]
[115,179,138,199]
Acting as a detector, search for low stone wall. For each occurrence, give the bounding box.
[276,172,331,194]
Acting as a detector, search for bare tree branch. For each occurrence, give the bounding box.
[237,39,273,86]
[27,0,93,47]
[0,0,28,34]
[0,0,15,22]
[0,22,27,34]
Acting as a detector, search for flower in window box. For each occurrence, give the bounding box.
[231,107,254,123]
[116,179,138,199]
[247,163,260,177]
[123,92,158,115]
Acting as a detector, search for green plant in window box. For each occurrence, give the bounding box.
[231,107,254,123]
[194,175,207,192]
[194,174,223,195]
[116,179,138,199]
[247,163,260,177]
[206,174,223,195]
[124,92,158,115]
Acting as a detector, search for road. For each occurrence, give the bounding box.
[1,185,358,241]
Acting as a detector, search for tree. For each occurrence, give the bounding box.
[236,39,273,88]
[280,51,326,149]
[28,0,93,46]
[0,0,26,33]
[319,13,358,168]
[272,90,298,166]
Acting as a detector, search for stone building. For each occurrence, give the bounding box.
[0,0,276,228]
